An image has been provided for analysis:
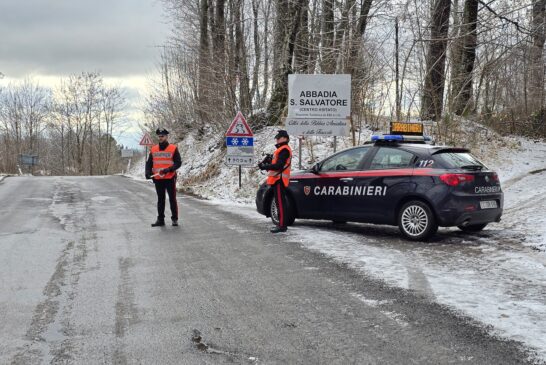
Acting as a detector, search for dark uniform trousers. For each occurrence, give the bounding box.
[273,180,288,228]
[154,177,178,221]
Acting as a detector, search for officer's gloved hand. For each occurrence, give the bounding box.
[145,173,152,180]
[258,163,268,171]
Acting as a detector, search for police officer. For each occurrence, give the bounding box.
[145,128,182,227]
[259,130,292,233]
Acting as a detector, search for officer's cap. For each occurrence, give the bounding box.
[156,128,169,136]
[274,130,289,140]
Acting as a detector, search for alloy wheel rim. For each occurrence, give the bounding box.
[271,200,279,225]
[401,205,428,236]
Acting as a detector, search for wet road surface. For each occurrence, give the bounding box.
[0,176,536,364]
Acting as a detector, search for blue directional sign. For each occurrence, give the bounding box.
[226,137,254,147]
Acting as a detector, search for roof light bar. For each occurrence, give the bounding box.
[371,134,432,142]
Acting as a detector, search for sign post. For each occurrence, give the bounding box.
[225,112,254,188]
[139,132,154,159]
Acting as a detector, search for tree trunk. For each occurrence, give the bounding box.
[421,0,451,121]
[266,0,305,125]
[321,0,335,73]
[197,0,210,121]
[294,0,310,73]
[212,0,226,116]
[235,0,251,115]
[529,0,546,114]
[450,0,478,116]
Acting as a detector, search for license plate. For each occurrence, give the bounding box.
[480,200,498,209]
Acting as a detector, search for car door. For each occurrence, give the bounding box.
[312,147,371,220]
[349,146,417,223]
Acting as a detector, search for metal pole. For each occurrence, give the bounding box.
[333,136,337,153]
[238,165,242,188]
[395,17,401,122]
[298,137,303,170]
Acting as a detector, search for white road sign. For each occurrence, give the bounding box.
[288,74,351,119]
[225,155,254,167]
[285,118,350,136]
[121,149,134,158]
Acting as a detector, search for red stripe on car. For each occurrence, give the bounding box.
[291,168,440,180]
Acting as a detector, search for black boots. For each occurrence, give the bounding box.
[151,219,178,227]
[270,226,287,233]
[151,219,165,227]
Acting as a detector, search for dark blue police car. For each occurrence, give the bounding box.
[256,134,503,240]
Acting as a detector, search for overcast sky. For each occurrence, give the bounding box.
[0,0,170,147]
[0,0,168,77]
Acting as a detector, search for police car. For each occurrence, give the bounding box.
[256,130,503,240]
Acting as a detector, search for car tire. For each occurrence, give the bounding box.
[398,200,438,241]
[458,223,488,232]
[270,196,296,227]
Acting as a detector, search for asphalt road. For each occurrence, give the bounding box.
[0,176,535,364]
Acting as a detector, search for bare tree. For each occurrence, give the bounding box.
[421,0,451,121]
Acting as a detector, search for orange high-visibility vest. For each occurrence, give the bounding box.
[267,144,292,187]
[151,144,177,180]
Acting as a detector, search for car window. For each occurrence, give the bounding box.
[370,147,415,170]
[434,152,486,169]
[321,147,369,172]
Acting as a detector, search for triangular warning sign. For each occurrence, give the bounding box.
[226,112,253,137]
[139,133,154,146]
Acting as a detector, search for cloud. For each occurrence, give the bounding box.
[0,0,169,78]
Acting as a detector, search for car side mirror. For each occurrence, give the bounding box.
[311,163,320,174]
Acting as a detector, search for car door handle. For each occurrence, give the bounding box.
[340,178,354,182]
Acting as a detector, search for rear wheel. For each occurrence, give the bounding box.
[458,223,488,232]
[270,196,295,227]
[398,200,438,241]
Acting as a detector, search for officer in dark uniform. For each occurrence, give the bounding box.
[145,129,182,227]
[259,130,292,233]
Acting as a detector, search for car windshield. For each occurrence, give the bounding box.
[435,152,486,169]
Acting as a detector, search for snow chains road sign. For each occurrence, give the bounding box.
[226,112,254,167]
[139,133,154,146]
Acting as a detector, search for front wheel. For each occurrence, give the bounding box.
[270,197,296,227]
[398,201,438,241]
[458,223,488,232]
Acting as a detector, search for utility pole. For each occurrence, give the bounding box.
[395,17,401,122]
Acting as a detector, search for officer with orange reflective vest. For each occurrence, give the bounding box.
[145,128,182,227]
[258,130,292,233]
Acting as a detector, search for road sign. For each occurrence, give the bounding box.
[288,74,351,119]
[226,112,253,137]
[19,154,39,166]
[226,112,254,168]
[226,136,254,147]
[286,74,351,136]
[139,133,154,146]
[225,156,254,167]
[285,118,350,137]
[121,149,134,158]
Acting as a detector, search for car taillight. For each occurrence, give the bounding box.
[440,173,475,186]
[491,173,499,182]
